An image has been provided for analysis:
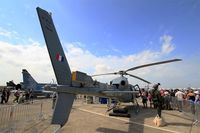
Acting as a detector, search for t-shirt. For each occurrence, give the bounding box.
[175,91,184,101]
[195,94,200,103]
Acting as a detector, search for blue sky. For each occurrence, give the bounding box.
[0,0,200,88]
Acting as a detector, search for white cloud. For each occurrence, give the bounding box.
[0,35,199,88]
[0,27,19,39]
[0,40,55,85]
[66,44,84,56]
[0,28,12,38]
[111,48,121,53]
[160,35,175,54]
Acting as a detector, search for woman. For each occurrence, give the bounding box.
[187,89,195,114]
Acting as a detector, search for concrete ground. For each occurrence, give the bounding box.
[59,101,199,133]
[0,98,199,133]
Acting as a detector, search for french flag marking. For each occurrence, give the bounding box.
[56,53,64,62]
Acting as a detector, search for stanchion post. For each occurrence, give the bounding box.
[39,102,44,120]
[8,106,16,133]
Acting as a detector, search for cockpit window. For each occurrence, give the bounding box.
[113,84,119,88]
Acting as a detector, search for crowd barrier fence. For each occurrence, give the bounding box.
[169,97,200,126]
[0,102,43,132]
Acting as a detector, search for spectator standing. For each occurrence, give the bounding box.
[1,88,7,104]
[187,89,195,114]
[141,89,148,108]
[164,91,171,110]
[25,90,30,102]
[175,89,185,112]
[29,89,34,103]
[13,89,20,103]
[5,87,10,103]
[152,83,162,118]
[148,92,153,108]
[52,92,57,109]
[170,89,176,110]
[195,89,200,104]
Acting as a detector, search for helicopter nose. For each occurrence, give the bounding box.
[121,80,126,86]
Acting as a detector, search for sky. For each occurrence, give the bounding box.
[0,0,200,88]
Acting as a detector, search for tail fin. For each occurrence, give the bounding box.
[36,7,75,126]
[22,69,38,90]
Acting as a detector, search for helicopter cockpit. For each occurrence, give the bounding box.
[110,76,129,90]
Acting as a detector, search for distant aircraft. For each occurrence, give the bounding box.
[36,7,182,127]
[6,80,16,88]
[21,69,55,98]
[6,80,21,90]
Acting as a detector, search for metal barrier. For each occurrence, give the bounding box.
[193,103,200,125]
[0,102,43,132]
[170,97,200,126]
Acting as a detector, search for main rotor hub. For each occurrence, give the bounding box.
[119,71,126,76]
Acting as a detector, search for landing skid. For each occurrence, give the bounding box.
[106,102,131,118]
[108,105,131,118]
[106,98,140,118]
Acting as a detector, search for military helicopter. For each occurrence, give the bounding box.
[91,58,181,103]
[36,7,182,127]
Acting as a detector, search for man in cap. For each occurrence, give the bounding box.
[152,83,162,118]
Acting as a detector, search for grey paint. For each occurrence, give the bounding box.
[36,7,75,126]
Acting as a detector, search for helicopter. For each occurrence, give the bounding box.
[36,7,182,127]
[91,58,181,103]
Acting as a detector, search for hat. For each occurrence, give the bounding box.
[153,83,161,88]
[164,91,169,95]
[194,91,199,94]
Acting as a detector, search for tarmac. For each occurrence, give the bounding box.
[59,101,199,133]
[0,98,199,133]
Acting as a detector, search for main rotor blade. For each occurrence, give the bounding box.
[126,73,151,84]
[91,72,117,77]
[126,59,182,72]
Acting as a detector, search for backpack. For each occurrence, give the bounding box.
[14,91,20,97]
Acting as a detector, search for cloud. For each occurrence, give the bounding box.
[111,48,121,53]
[0,27,13,38]
[0,27,19,39]
[0,35,199,88]
[0,40,55,85]
[160,35,175,54]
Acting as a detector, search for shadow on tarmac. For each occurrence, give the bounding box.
[96,127,127,133]
[95,103,196,133]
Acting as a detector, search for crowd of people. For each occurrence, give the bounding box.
[141,85,200,116]
[0,87,34,104]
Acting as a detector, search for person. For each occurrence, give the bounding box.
[18,92,25,104]
[1,88,7,104]
[151,83,162,118]
[52,92,57,109]
[164,91,171,110]
[193,89,200,126]
[170,89,176,110]
[13,89,20,103]
[195,89,200,104]
[25,90,30,102]
[29,89,34,103]
[141,89,148,108]
[175,89,185,112]
[148,92,153,108]
[5,87,10,103]
[187,89,195,114]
